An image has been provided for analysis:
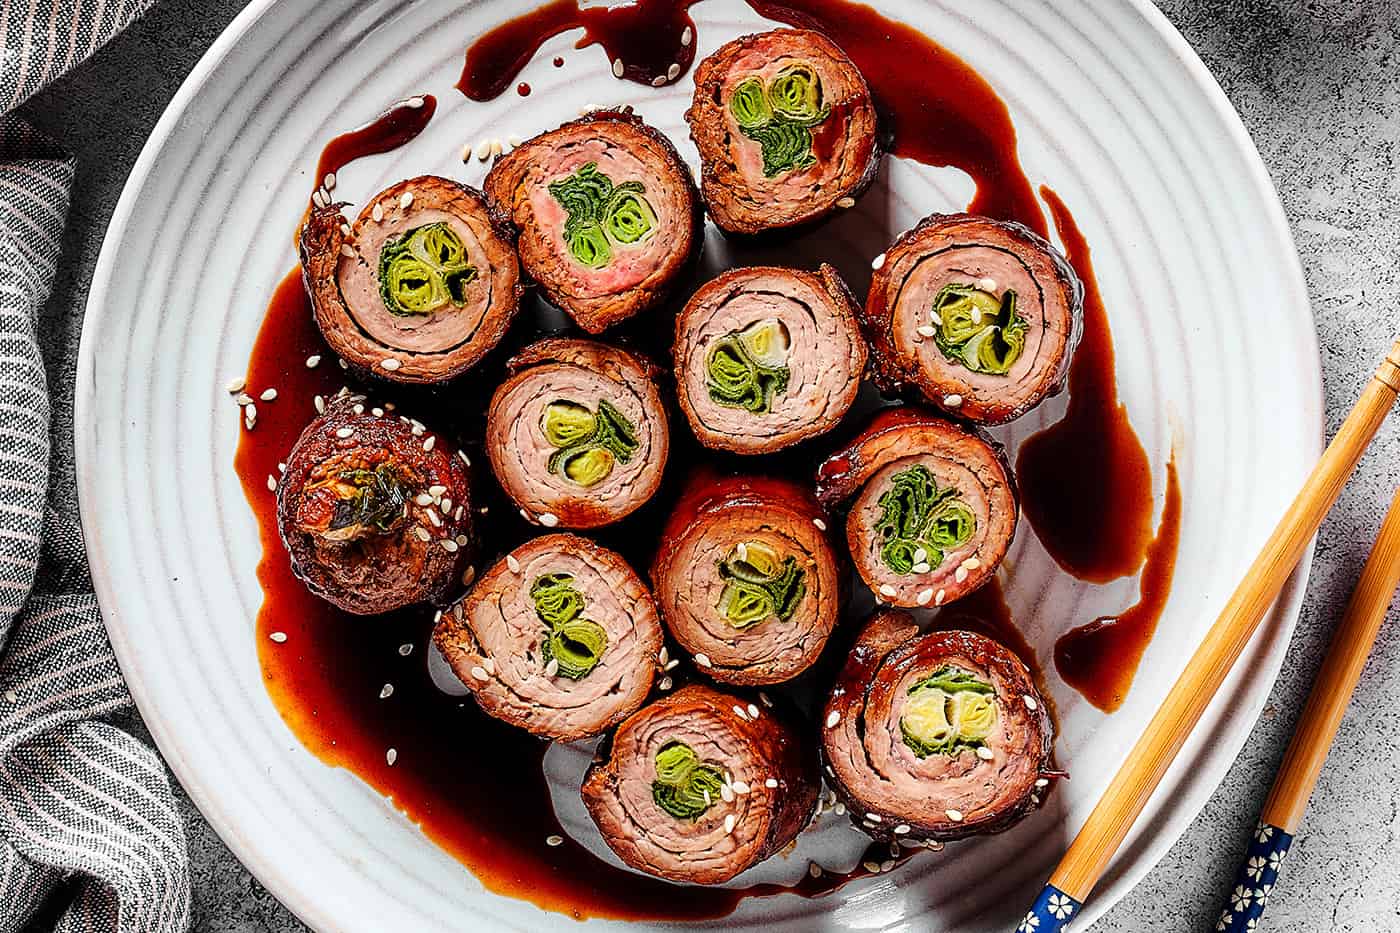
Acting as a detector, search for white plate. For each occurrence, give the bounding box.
[75,0,1319,930]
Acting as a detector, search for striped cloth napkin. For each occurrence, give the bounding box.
[0,3,190,932]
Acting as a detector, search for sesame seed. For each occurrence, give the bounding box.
[470,666,489,681]
[930,311,943,326]
[335,427,354,438]
[441,539,459,553]
[506,554,521,573]
[380,684,394,699]
[836,196,856,208]
[867,812,882,822]
[735,542,748,561]
[429,484,448,497]
[658,676,673,690]
[243,412,256,430]
[943,393,963,407]
[266,475,277,491]
[458,449,471,467]
[664,659,679,670]
[880,860,896,872]
[765,778,779,789]
[666,63,681,81]
[723,814,736,835]
[732,780,750,794]
[652,74,667,87]
[969,306,983,324]
[825,710,840,728]
[893,823,911,835]
[927,840,944,851]
[476,138,491,161]
[400,192,414,210]
[539,512,559,527]
[323,172,337,191]
[809,863,822,878]
[871,252,886,271]
[371,203,384,222]
[460,143,472,162]
[878,583,897,598]
[702,788,711,807]
[260,388,278,402]
[380,358,402,372]
[935,589,946,606]
[481,657,495,675]
[386,748,398,766]
[1035,777,1050,788]
[422,436,436,451]
[681,26,693,45]
[277,462,286,473]
[508,135,522,148]
[954,566,970,583]
[269,631,287,643]
[399,643,413,656]
[694,652,711,667]
[659,646,668,665]
[912,547,928,563]
[340,243,355,258]
[834,802,846,815]
[490,138,503,157]
[546,834,564,847]
[912,562,931,574]
[732,704,749,721]
[314,395,326,414]
[721,784,735,803]
[462,566,476,586]
[353,404,364,415]
[813,517,827,531]
[415,493,434,506]
[426,509,443,527]
[226,377,246,393]
[305,355,321,369]
[407,96,425,109]
[976,746,995,760]
[916,325,936,338]
[863,861,881,873]
[1024,695,1039,711]
[916,588,934,606]
[759,692,773,708]
[747,703,760,719]
[945,809,963,822]
[311,189,326,208]
[612,58,624,78]
[545,658,560,677]
[235,392,253,406]
[978,277,997,292]
[413,526,431,542]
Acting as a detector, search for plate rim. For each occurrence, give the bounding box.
[73,1,1322,930]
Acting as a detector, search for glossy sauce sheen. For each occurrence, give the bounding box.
[238,0,1179,921]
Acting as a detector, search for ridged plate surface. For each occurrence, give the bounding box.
[75,0,1319,930]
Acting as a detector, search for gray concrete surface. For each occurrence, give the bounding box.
[18,0,1400,930]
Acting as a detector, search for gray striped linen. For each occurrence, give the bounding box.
[0,1,191,931]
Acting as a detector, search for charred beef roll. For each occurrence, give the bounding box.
[300,176,523,384]
[433,533,662,741]
[276,396,472,614]
[651,474,840,685]
[816,408,1015,609]
[686,29,880,236]
[582,683,819,884]
[822,611,1052,842]
[484,110,701,333]
[673,264,867,454]
[863,213,1084,423]
[486,338,668,529]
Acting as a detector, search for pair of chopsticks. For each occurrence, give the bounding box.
[1018,338,1400,932]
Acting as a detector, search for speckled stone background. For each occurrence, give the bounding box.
[15,0,1400,930]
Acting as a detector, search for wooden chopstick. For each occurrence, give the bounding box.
[1212,482,1400,932]
[1016,338,1400,933]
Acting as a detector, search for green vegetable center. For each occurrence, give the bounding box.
[651,741,726,820]
[377,222,478,316]
[547,162,658,269]
[873,465,977,575]
[899,666,997,758]
[729,63,831,178]
[306,462,412,542]
[929,283,1028,376]
[704,318,792,414]
[716,540,806,629]
[530,572,607,680]
[540,399,639,488]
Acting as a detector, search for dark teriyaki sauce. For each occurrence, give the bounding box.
[239,0,1183,921]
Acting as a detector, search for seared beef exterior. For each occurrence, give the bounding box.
[582,683,819,884]
[862,213,1084,423]
[276,395,471,614]
[300,175,522,384]
[686,29,880,235]
[484,109,702,332]
[486,338,669,529]
[651,473,841,685]
[433,533,662,742]
[816,407,1016,609]
[674,264,867,454]
[821,611,1052,842]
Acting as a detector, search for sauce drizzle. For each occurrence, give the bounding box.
[314,95,437,184]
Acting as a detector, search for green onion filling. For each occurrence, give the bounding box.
[704,318,792,414]
[899,666,997,758]
[716,541,806,629]
[651,741,726,820]
[929,283,1028,376]
[540,399,639,488]
[315,463,411,542]
[377,222,478,316]
[728,62,831,177]
[547,162,658,269]
[530,572,607,680]
[872,465,977,574]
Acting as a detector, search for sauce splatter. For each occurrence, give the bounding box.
[517,82,532,96]
[314,95,437,183]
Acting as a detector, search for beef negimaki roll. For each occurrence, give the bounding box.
[484,110,701,332]
[686,29,880,236]
[816,408,1016,609]
[651,474,841,685]
[673,264,867,454]
[582,684,819,884]
[276,396,472,614]
[300,176,522,384]
[433,533,663,742]
[822,611,1052,842]
[486,338,668,529]
[863,213,1084,423]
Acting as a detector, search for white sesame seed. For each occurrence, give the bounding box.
[871,252,886,270]
[353,404,365,415]
[694,652,711,667]
[313,395,326,414]
[930,310,943,326]
[945,809,963,822]
[880,860,896,872]
[490,138,503,156]
[658,646,668,665]
[400,192,414,210]
[723,814,736,835]
[340,243,355,258]
[935,589,946,606]
[650,74,667,87]
[476,138,491,161]
[916,588,934,606]
[425,484,446,497]
[470,666,489,681]
[912,547,928,563]
[277,462,286,473]
[546,834,564,847]
[414,526,431,542]
[834,802,846,815]
[269,631,287,643]
[399,643,413,656]
[943,393,963,408]
[455,534,468,546]
[747,703,760,719]
[311,189,326,208]
[612,58,624,78]
[323,173,337,191]
[759,691,774,708]
[380,684,394,699]
[226,377,246,393]
[836,196,856,208]
[1035,777,1050,788]
[415,493,434,506]
[508,135,522,148]
[664,659,679,671]
[460,143,472,162]
[335,427,354,439]
[954,566,970,583]
[462,566,476,586]
[703,788,711,807]
[732,704,748,721]
[545,658,560,677]
[441,539,459,553]
[916,325,937,338]
[305,354,322,369]
[481,657,495,675]
[458,449,471,467]
[1024,695,1039,711]
[539,512,560,527]
[735,541,749,561]
[912,562,931,574]
[681,26,693,45]
[765,778,779,789]
[244,412,256,430]
[878,583,897,598]
[732,780,750,794]
[666,63,681,81]
[658,676,673,690]
[380,358,402,372]
[969,306,983,324]
[371,203,384,222]
[977,746,995,760]
[927,840,944,851]
[978,277,997,292]
[867,812,882,822]
[813,517,827,531]
[422,436,436,451]
[721,784,735,803]
[407,96,425,108]
[809,863,822,878]
[260,388,278,402]
[506,554,521,574]
[235,392,253,406]
[893,823,911,835]
[825,710,840,728]
[266,475,277,492]
[386,748,398,766]
[426,509,443,528]
[863,860,881,873]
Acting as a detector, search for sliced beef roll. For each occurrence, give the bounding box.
[651,473,841,685]
[822,611,1052,842]
[484,109,701,332]
[863,213,1084,423]
[300,176,522,384]
[582,684,819,884]
[433,533,662,742]
[486,338,668,529]
[816,407,1016,609]
[276,395,472,614]
[686,29,880,235]
[673,264,867,454]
